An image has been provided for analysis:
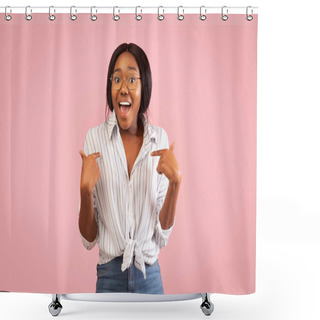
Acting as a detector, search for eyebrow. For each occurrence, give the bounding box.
[113,66,138,73]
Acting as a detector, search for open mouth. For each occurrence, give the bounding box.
[119,102,131,117]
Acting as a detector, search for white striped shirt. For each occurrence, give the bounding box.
[79,110,175,280]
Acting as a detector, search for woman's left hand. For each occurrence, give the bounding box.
[150,142,182,184]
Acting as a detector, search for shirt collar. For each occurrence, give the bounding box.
[106,109,157,143]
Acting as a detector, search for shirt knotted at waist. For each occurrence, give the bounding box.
[121,238,147,280]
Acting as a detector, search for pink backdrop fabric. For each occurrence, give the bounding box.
[0,13,257,294]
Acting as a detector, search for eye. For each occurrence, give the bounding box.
[128,77,136,83]
[114,76,121,83]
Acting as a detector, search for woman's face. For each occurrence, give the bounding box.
[111,51,142,135]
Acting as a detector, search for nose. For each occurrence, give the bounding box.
[120,79,129,94]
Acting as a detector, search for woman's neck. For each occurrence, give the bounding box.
[120,116,144,138]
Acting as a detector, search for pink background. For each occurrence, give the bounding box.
[0,13,257,294]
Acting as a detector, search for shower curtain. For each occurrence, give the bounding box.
[0,10,257,295]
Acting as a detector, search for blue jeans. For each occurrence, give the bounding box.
[96,255,164,294]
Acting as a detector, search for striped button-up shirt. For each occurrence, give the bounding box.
[79,110,175,279]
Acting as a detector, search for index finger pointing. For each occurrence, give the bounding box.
[90,152,101,159]
[150,149,166,156]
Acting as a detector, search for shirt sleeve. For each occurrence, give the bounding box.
[153,128,175,249]
[79,130,99,250]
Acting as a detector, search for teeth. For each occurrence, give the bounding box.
[119,102,131,106]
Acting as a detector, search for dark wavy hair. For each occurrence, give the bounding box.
[105,43,152,128]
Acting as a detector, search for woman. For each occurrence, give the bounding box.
[78,43,182,294]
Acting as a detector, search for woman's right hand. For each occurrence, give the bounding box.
[79,150,101,193]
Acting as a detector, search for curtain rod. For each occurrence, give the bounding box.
[0,6,259,15]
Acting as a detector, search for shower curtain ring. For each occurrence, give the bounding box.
[157,6,164,21]
[49,6,56,21]
[177,6,184,21]
[246,6,253,21]
[113,6,120,21]
[91,6,97,21]
[221,6,228,21]
[200,6,207,21]
[70,6,77,21]
[5,6,12,21]
[135,6,142,21]
[25,6,32,21]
